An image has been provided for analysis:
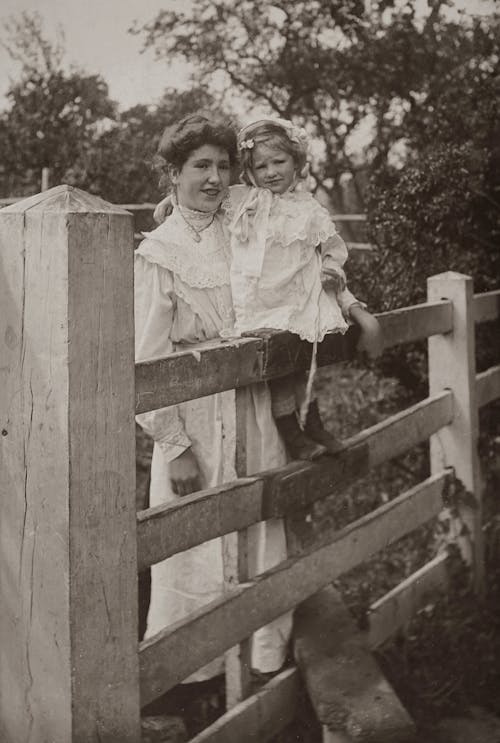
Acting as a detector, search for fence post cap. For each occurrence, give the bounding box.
[427,271,472,285]
[0,184,131,215]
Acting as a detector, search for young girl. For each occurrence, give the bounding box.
[155,118,382,461]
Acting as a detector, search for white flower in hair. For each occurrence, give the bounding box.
[240,138,255,150]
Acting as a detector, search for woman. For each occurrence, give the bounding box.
[135,113,292,680]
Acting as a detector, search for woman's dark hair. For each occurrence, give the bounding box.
[155,113,238,190]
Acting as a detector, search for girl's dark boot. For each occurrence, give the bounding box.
[275,412,326,461]
[304,400,345,454]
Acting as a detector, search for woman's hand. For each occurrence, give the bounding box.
[170,448,202,496]
[153,194,174,225]
[349,305,383,360]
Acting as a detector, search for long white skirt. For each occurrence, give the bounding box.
[145,382,292,681]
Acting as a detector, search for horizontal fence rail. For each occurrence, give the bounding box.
[368,552,450,649]
[476,364,500,409]
[139,470,449,704]
[189,667,300,743]
[136,300,453,413]
[137,392,453,571]
[474,289,500,324]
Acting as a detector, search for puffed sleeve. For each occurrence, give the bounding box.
[135,252,192,461]
[320,232,348,288]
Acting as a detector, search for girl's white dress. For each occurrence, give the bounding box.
[134,208,292,681]
[226,185,350,342]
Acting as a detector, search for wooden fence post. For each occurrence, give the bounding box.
[223,387,252,708]
[0,185,140,742]
[427,272,483,589]
[41,167,50,192]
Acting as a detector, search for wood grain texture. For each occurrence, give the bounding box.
[0,186,140,743]
[368,551,450,649]
[476,365,500,408]
[137,393,452,571]
[223,387,252,709]
[428,272,483,587]
[294,586,416,742]
[139,470,449,704]
[189,668,299,743]
[135,301,454,412]
[474,289,500,324]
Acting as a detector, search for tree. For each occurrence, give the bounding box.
[0,12,117,195]
[0,12,230,202]
[77,87,226,204]
[137,0,500,394]
[135,0,498,200]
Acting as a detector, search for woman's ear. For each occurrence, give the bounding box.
[168,165,179,185]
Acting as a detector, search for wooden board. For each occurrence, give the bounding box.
[476,365,500,408]
[368,552,449,649]
[474,289,500,324]
[136,479,263,571]
[378,300,452,350]
[189,668,299,743]
[0,186,140,742]
[294,586,416,741]
[135,303,455,412]
[139,471,448,704]
[137,393,452,570]
[428,272,483,586]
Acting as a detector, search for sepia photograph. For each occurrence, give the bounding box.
[1,1,499,741]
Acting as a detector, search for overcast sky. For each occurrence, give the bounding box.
[0,0,189,111]
[0,0,497,113]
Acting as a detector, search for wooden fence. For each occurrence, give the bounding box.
[1,185,499,742]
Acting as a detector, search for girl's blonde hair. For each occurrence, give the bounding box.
[237,119,309,186]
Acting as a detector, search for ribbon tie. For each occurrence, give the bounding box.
[228,187,273,278]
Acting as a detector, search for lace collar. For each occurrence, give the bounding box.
[137,210,231,289]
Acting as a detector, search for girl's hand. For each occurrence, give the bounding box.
[170,448,202,496]
[153,194,174,225]
[349,305,383,360]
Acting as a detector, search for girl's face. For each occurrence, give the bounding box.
[171,144,231,212]
[251,143,296,194]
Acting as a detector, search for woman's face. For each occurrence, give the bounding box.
[171,144,231,212]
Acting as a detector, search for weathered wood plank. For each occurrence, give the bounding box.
[136,479,263,572]
[135,337,262,413]
[137,393,452,570]
[189,667,299,743]
[0,186,140,743]
[474,289,500,324]
[346,241,374,253]
[223,387,252,708]
[294,586,416,742]
[428,272,483,587]
[378,300,453,350]
[139,471,449,703]
[346,390,453,471]
[331,213,367,221]
[476,364,500,408]
[135,302,454,412]
[368,552,449,649]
